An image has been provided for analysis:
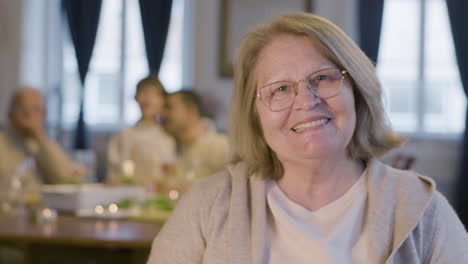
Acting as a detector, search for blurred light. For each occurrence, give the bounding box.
[169,190,179,200]
[108,203,119,213]
[94,205,104,215]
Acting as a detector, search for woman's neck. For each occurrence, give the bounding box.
[277,154,365,212]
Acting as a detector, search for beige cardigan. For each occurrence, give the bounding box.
[0,129,78,185]
[147,159,468,264]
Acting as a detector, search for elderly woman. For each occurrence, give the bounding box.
[147,13,468,263]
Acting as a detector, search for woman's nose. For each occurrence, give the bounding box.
[292,81,321,110]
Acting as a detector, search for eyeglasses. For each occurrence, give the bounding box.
[256,68,347,112]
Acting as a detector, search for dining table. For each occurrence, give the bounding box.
[0,211,163,264]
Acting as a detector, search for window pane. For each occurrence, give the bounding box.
[377,0,420,132]
[62,0,122,126]
[123,0,148,124]
[62,38,81,127]
[86,0,122,125]
[63,0,185,127]
[159,0,184,93]
[424,0,465,133]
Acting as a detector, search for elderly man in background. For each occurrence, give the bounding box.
[0,87,82,189]
[163,90,229,192]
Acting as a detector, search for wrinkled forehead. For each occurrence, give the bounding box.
[254,34,333,86]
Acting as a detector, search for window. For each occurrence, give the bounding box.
[62,0,184,127]
[377,0,465,135]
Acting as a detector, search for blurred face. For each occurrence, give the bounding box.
[10,90,46,134]
[254,34,356,165]
[164,94,191,135]
[135,85,164,119]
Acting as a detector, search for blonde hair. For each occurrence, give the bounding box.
[229,12,404,180]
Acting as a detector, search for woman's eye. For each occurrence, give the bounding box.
[275,85,289,92]
[316,75,328,81]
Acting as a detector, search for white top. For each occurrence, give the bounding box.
[107,123,176,184]
[266,170,369,264]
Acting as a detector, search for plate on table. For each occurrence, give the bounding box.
[76,196,176,221]
[41,184,146,213]
[75,206,139,219]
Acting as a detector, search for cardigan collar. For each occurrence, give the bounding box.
[226,159,435,264]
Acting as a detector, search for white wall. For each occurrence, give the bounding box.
[20,0,62,88]
[0,0,62,127]
[0,0,22,126]
[20,0,48,88]
[192,0,232,129]
[315,0,358,41]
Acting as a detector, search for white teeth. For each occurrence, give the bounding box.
[292,118,328,132]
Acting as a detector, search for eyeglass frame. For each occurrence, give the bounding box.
[256,67,348,112]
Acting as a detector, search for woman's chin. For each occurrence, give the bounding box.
[291,141,346,160]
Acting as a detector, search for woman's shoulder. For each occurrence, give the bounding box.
[184,163,243,197]
[367,159,438,224]
[109,124,172,142]
[186,169,232,198]
[164,168,233,235]
[109,126,133,141]
[365,159,467,258]
[177,162,251,211]
[368,158,435,195]
[139,124,175,146]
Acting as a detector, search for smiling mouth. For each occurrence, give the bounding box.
[291,118,330,132]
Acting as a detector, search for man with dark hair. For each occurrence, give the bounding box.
[0,86,82,188]
[164,90,229,188]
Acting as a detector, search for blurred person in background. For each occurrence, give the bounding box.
[0,86,83,189]
[107,75,176,187]
[162,90,229,192]
[147,13,468,263]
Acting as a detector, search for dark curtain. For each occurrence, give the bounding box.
[139,0,173,74]
[63,0,102,149]
[447,0,468,228]
[358,0,385,64]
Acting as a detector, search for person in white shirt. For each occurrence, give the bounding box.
[162,90,229,192]
[147,13,468,264]
[106,75,176,186]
